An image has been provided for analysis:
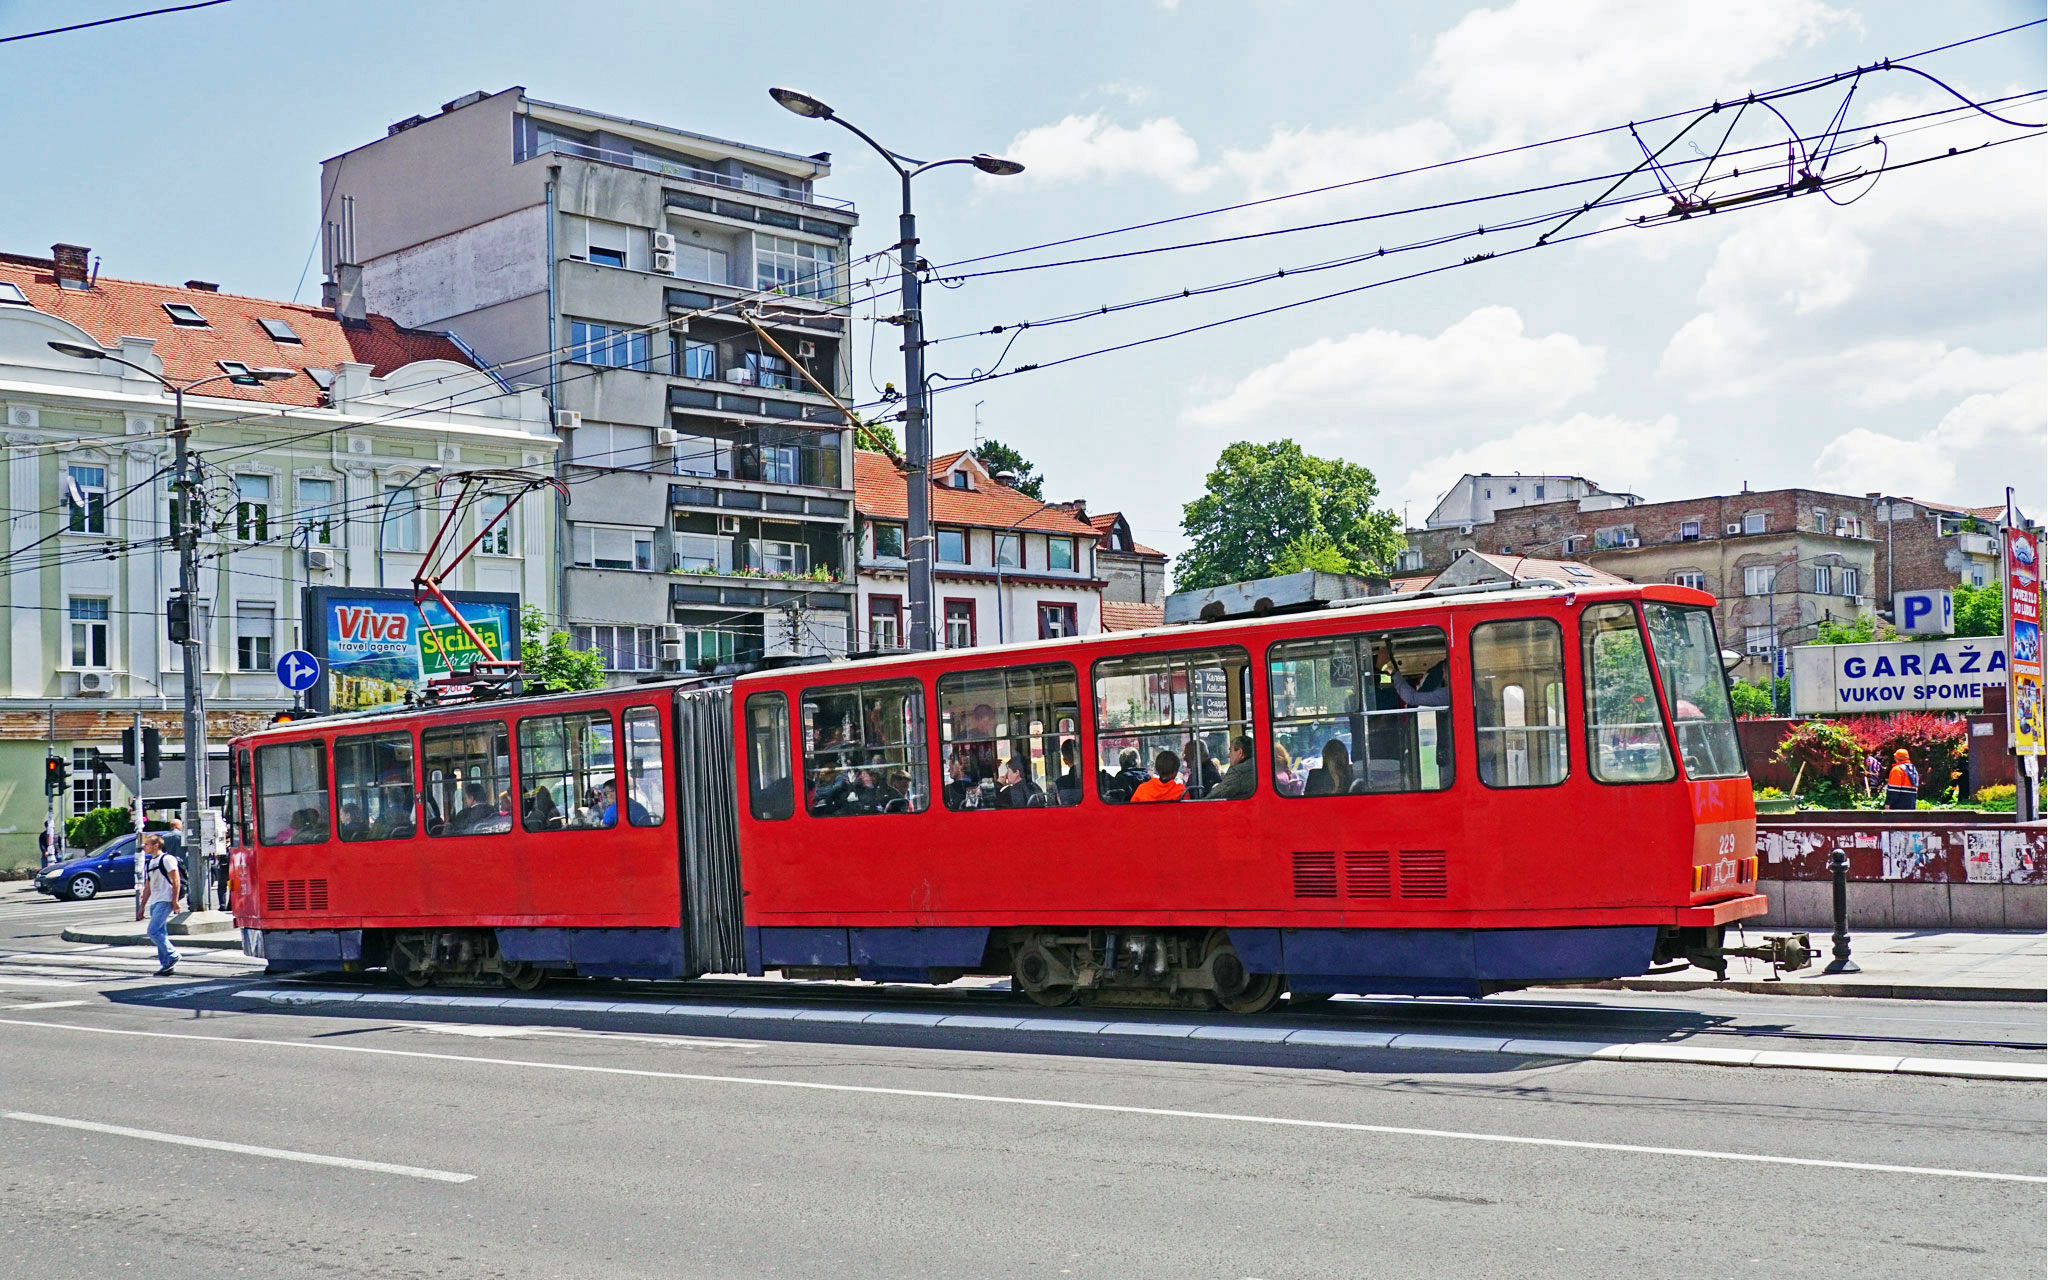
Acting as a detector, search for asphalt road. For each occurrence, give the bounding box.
[0,885,2041,1279]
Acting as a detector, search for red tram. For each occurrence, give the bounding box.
[228,580,1767,1011]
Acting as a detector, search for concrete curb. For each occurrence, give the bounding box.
[61,928,243,950]
[228,988,2048,1083]
[1574,978,2047,1003]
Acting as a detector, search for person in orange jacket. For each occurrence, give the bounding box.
[1884,748,1920,810]
[1130,750,1187,803]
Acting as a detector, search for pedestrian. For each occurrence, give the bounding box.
[137,832,182,976]
[1884,748,1920,811]
[1862,752,1883,797]
[37,826,49,867]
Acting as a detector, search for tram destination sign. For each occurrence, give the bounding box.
[300,587,521,713]
[1788,636,2009,715]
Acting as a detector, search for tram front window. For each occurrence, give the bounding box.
[1643,602,1746,779]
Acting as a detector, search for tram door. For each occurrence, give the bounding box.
[671,686,746,975]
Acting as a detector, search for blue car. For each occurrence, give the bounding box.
[33,835,139,901]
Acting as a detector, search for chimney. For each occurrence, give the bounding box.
[51,243,90,289]
[329,262,367,326]
[183,280,220,292]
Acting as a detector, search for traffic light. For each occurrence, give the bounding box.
[271,708,316,725]
[166,594,191,645]
[141,726,161,781]
[43,755,67,797]
[87,751,110,777]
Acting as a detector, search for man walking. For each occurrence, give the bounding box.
[1884,748,1921,812]
[138,832,181,977]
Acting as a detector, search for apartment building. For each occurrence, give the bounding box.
[854,450,1102,650]
[1052,503,1168,631]
[1417,471,1638,533]
[321,88,860,677]
[0,245,554,864]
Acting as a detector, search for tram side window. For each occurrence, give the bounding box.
[229,749,252,847]
[936,662,1081,810]
[517,712,617,832]
[745,692,794,820]
[333,731,417,841]
[1582,603,1676,784]
[1267,627,1452,797]
[1093,645,1251,803]
[623,706,667,826]
[421,721,514,836]
[1470,619,1569,788]
[801,679,929,817]
[256,741,329,846]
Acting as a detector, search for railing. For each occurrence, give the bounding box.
[529,137,856,212]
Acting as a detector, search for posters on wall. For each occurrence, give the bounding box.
[300,587,521,713]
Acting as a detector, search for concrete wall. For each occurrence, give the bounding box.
[1754,878,2045,930]
[359,205,548,330]
[323,88,545,262]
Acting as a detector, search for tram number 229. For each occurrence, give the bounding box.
[1716,833,1738,857]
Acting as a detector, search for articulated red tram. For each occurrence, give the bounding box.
[229,580,1767,1011]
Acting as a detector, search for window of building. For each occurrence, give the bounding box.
[68,597,109,668]
[677,339,717,380]
[234,474,271,542]
[381,487,419,553]
[1046,537,1075,572]
[673,243,728,285]
[420,721,512,836]
[937,663,1080,810]
[585,223,629,269]
[1395,548,1424,572]
[671,528,733,574]
[66,465,106,534]
[1267,629,1452,798]
[1471,619,1568,788]
[755,234,841,301]
[161,302,208,327]
[872,523,905,559]
[1593,525,1638,550]
[754,533,806,576]
[1744,624,1777,656]
[868,596,902,649]
[994,534,1021,569]
[570,624,656,672]
[1095,645,1252,803]
[296,476,335,545]
[947,470,972,490]
[800,679,929,816]
[1812,565,1833,595]
[1812,509,1828,533]
[1836,515,1864,538]
[0,281,28,306]
[256,740,329,846]
[518,711,617,832]
[745,692,793,820]
[305,367,334,392]
[235,604,274,672]
[1742,565,1774,596]
[333,731,416,841]
[622,706,666,827]
[1038,603,1078,639]
[936,528,967,564]
[676,625,735,670]
[1743,511,1767,534]
[1643,602,1747,780]
[1680,520,1701,541]
[478,494,513,556]
[573,524,654,571]
[218,360,260,385]
[1581,603,1676,784]
[745,350,801,392]
[70,746,113,817]
[944,599,976,649]
[1672,570,1707,591]
[1840,568,1860,598]
[570,320,652,370]
[258,317,302,344]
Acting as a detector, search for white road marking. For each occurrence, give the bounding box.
[392,1022,759,1050]
[226,988,2048,1083]
[5,1111,474,1183]
[0,976,82,987]
[4,1000,86,1010]
[0,1015,2039,1185]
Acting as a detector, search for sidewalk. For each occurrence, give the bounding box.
[1581,929,2046,1001]
[60,910,242,950]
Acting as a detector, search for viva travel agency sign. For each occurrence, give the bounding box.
[1788,636,2008,715]
[300,587,521,713]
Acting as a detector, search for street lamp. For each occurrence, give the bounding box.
[49,341,292,911]
[769,87,1024,651]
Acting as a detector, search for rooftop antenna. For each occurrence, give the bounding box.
[972,400,985,451]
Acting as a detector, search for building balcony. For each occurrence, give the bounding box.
[526,135,856,214]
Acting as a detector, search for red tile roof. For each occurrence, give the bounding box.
[1086,511,1165,558]
[1100,601,1165,631]
[0,253,473,410]
[1463,552,1631,585]
[854,448,1097,537]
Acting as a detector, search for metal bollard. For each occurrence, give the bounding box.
[1823,848,1859,974]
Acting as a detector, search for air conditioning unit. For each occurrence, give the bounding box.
[1725,523,1742,535]
[651,231,677,254]
[795,340,817,360]
[554,410,581,431]
[724,367,755,385]
[655,427,679,447]
[1620,537,1641,549]
[652,251,677,275]
[76,671,109,695]
[717,516,741,534]
[306,548,336,571]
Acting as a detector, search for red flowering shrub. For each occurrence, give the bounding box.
[1845,712,1968,799]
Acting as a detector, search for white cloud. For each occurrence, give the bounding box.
[1001,114,1215,192]
[1397,413,1683,515]
[1420,0,1855,144]
[1812,373,2048,505]
[1217,119,1459,209]
[1098,82,1152,106]
[1186,306,1604,429]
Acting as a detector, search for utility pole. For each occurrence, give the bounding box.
[172,385,207,912]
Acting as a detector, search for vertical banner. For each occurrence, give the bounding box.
[2005,526,2042,754]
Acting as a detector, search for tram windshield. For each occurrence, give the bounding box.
[1643,602,1746,779]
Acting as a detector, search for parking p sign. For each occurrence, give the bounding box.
[1894,589,1954,636]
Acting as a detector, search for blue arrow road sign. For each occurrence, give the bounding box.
[275,649,321,693]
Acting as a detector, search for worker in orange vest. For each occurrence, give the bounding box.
[1884,748,1920,811]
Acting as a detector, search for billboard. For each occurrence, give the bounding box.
[1788,636,2008,715]
[300,587,521,713]
[2007,526,2042,754]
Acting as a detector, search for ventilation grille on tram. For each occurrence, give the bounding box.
[1291,852,1337,898]
[1343,851,1392,898]
[1397,851,1449,899]
[264,879,329,913]
[1293,851,1446,900]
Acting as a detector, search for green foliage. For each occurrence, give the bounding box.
[1952,582,2004,637]
[1800,776,1859,810]
[64,806,133,852]
[855,418,899,456]
[520,606,606,694]
[1175,440,1403,591]
[1771,719,1864,793]
[1728,677,1788,717]
[1973,784,2018,811]
[971,439,1044,500]
[1809,613,1893,645]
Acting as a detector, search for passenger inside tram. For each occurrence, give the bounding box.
[1130,750,1186,803]
[1180,735,1222,794]
[1378,639,1450,708]
[1303,740,1353,796]
[994,759,1042,808]
[1099,747,1149,803]
[451,783,499,833]
[1206,735,1257,800]
[336,803,367,841]
[1272,742,1303,796]
[1055,740,1083,806]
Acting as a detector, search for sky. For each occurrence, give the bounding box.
[1,0,2041,562]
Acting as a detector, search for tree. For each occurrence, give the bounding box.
[971,439,1043,499]
[854,417,899,457]
[1809,613,1893,645]
[1953,582,2004,637]
[1174,440,1403,591]
[520,607,606,693]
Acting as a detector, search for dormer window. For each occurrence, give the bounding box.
[947,470,972,490]
[0,282,27,306]
[162,302,208,327]
[258,317,302,344]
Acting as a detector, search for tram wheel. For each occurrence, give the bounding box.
[1203,931,1282,1015]
[500,962,546,992]
[1022,984,1078,1009]
[398,966,433,989]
